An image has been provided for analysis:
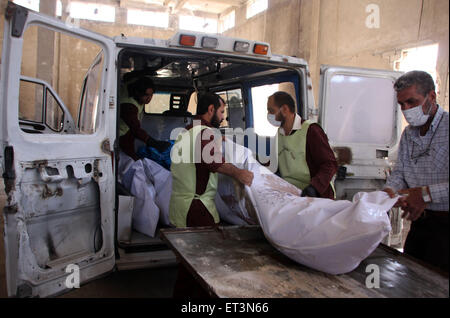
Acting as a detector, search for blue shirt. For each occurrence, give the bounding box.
[385,105,449,212]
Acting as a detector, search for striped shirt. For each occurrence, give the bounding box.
[385,105,449,212]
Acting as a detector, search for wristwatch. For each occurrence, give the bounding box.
[422,186,431,203]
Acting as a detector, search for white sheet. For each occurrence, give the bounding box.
[119,140,397,274]
[120,153,161,237]
[222,139,397,274]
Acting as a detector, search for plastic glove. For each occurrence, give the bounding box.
[147,138,171,152]
[301,184,320,198]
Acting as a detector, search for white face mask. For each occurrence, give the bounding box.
[402,96,431,127]
[267,113,281,127]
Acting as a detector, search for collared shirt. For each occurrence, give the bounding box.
[279,113,303,136]
[278,114,337,199]
[385,106,449,211]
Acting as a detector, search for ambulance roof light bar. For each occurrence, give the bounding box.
[169,31,272,57]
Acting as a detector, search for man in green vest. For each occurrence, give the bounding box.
[119,76,171,160]
[267,91,337,199]
[169,92,254,228]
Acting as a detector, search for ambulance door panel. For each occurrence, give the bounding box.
[318,65,403,199]
[0,3,116,297]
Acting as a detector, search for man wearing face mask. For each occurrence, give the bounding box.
[267,91,337,199]
[383,71,449,272]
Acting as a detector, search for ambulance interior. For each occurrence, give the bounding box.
[115,48,304,261]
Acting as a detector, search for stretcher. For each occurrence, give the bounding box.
[161,225,449,298]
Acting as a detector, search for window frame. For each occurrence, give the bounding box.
[19,78,45,124]
[19,77,69,134]
[77,51,104,134]
[143,91,172,114]
[212,86,245,129]
[69,1,116,23]
[45,87,65,132]
[246,0,268,19]
[126,9,169,28]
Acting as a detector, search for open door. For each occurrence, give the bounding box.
[318,65,403,200]
[19,76,76,134]
[0,2,116,297]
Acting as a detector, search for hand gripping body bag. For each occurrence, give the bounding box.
[221,139,398,275]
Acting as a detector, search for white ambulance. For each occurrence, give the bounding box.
[0,2,404,297]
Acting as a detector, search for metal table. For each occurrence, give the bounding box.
[161,225,449,298]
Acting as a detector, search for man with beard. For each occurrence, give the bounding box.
[267,91,337,199]
[169,92,254,228]
[169,92,254,298]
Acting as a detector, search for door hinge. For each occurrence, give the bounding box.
[2,146,15,180]
[5,2,28,38]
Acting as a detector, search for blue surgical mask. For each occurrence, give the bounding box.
[267,113,281,127]
[402,96,431,127]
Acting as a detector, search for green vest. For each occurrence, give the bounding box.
[169,125,220,227]
[119,94,144,137]
[277,121,336,198]
[277,120,336,198]
[277,120,312,190]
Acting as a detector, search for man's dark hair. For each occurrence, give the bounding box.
[394,70,435,97]
[127,77,155,100]
[196,92,224,115]
[270,91,296,113]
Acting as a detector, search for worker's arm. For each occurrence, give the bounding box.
[216,163,254,187]
[384,130,409,193]
[427,182,449,205]
[121,103,170,151]
[305,124,338,197]
[120,103,150,143]
[383,130,410,211]
[199,129,253,186]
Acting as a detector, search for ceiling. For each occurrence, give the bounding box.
[119,0,247,16]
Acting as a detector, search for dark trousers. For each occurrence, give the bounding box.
[119,132,138,161]
[404,210,449,273]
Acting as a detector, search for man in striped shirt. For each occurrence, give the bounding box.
[384,70,448,272]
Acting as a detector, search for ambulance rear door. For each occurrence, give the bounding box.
[318,65,403,199]
[0,2,117,297]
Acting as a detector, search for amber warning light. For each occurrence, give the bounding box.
[180,35,196,46]
[253,44,269,55]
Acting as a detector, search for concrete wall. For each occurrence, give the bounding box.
[299,0,449,110]
[224,0,302,58]
[224,0,449,110]
[1,0,449,116]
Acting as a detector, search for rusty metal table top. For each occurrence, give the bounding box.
[160,225,449,298]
